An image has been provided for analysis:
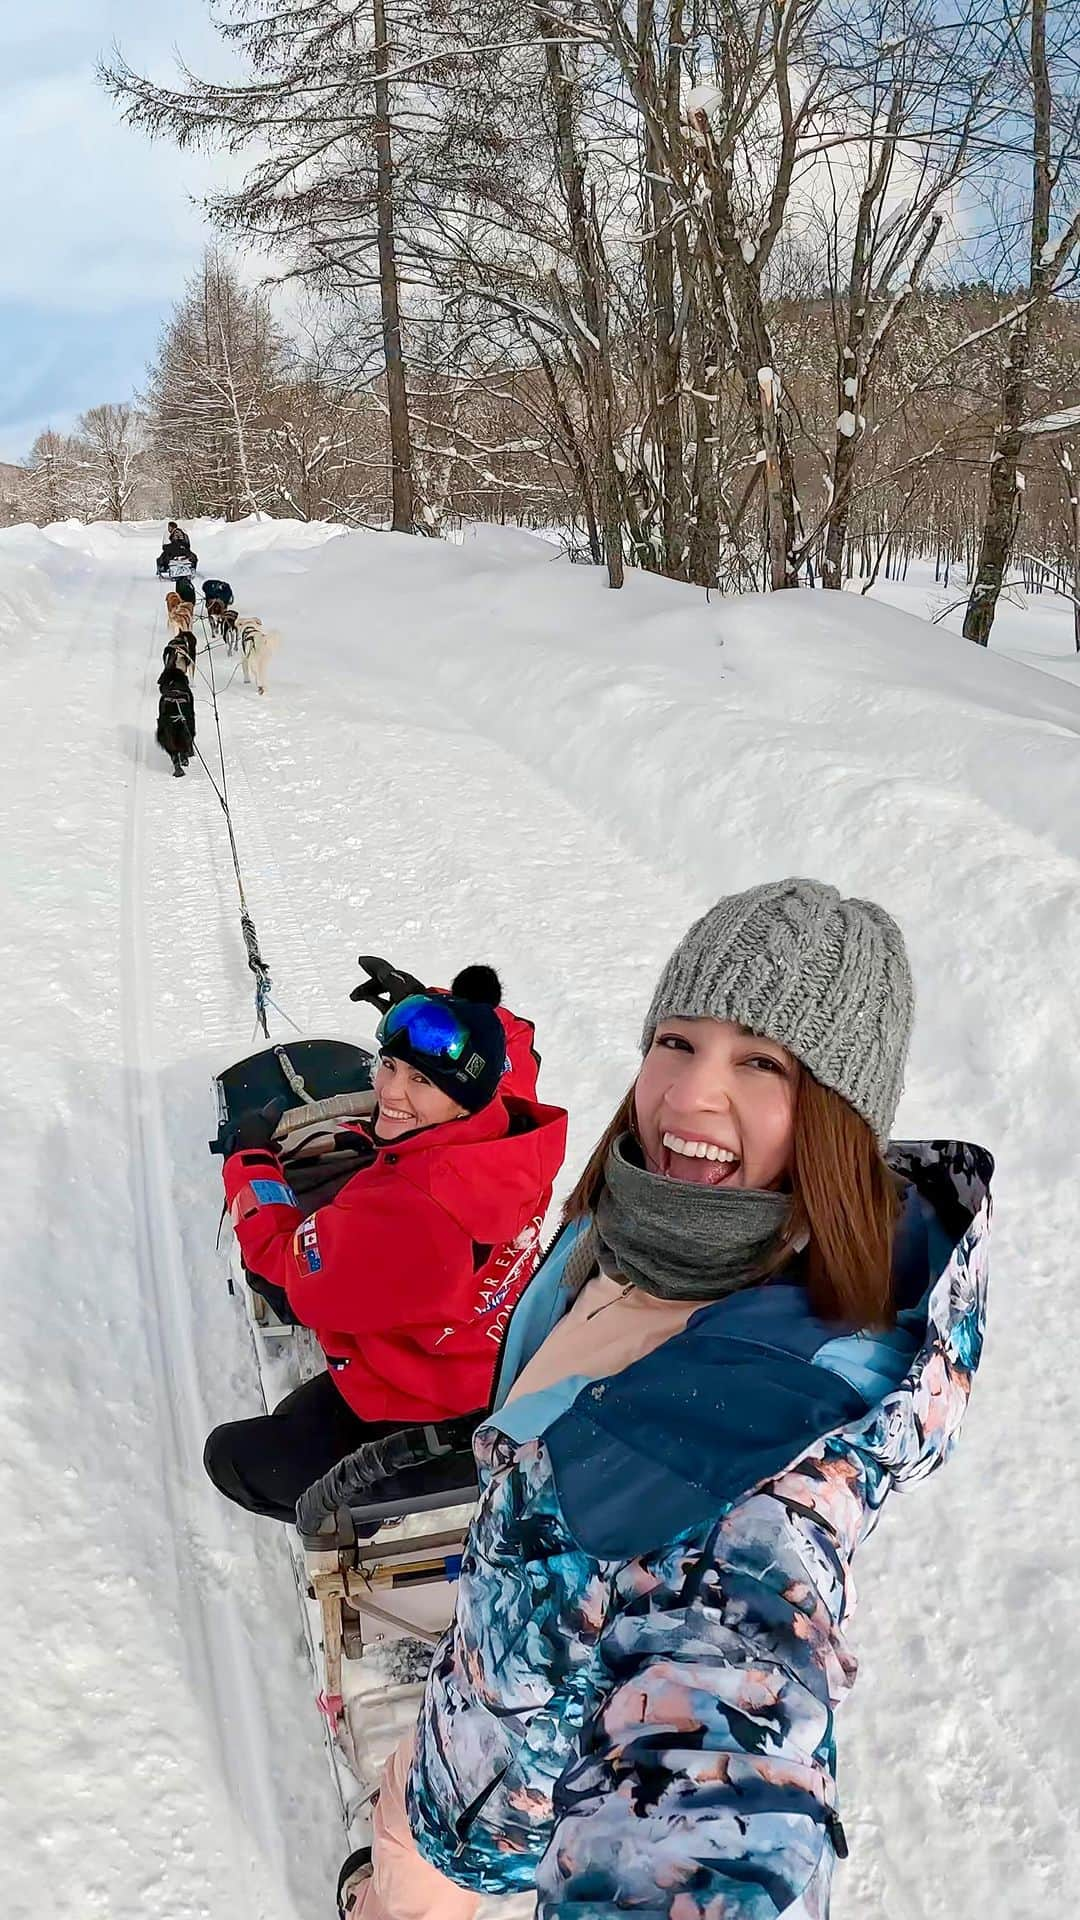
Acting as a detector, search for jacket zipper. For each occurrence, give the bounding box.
[825,1808,849,1858]
[452,1765,511,1856]
[484,1219,575,1412]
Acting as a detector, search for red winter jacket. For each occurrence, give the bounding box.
[222,1086,567,1423]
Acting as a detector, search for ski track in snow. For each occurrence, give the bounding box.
[3,549,340,1920]
[120,613,301,1902]
[5,518,1080,1920]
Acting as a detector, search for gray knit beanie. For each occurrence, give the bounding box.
[641,879,913,1146]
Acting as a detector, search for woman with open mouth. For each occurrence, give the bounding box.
[339,879,993,1920]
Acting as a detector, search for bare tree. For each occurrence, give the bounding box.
[97,0,1080,603]
[78,403,143,520]
[266,384,352,520]
[809,0,1000,588]
[963,0,1080,644]
[1055,441,1080,649]
[101,1,533,534]
[25,429,95,521]
[144,250,288,517]
[371,0,415,528]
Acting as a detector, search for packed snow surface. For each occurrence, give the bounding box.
[3,516,1079,1920]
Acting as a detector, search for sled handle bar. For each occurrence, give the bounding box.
[209,1088,377,1154]
[295,1415,480,1544]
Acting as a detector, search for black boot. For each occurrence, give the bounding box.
[172,756,185,777]
[336,1847,373,1916]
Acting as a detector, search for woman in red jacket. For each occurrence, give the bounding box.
[204,968,567,1523]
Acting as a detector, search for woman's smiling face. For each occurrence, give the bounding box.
[373,1053,468,1141]
[634,1016,797,1191]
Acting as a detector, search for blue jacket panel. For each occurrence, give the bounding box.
[493,1181,933,1561]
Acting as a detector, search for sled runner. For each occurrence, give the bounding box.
[212,1037,481,1835]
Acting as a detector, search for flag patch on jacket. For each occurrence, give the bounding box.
[251,1178,298,1207]
[294,1215,322,1273]
[230,1178,297,1223]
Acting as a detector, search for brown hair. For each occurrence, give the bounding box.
[562,1067,901,1329]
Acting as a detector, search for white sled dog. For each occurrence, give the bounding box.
[236,615,280,696]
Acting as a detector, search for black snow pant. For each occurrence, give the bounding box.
[203,1370,400,1524]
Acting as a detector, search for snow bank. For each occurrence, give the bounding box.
[855,556,1080,685]
[451,520,563,562]
[197,514,346,574]
[0,522,96,635]
[0,557,57,638]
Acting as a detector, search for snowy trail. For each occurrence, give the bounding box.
[3,549,340,1920]
[118,616,301,1900]
[6,516,1080,1920]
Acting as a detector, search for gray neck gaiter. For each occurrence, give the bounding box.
[587,1132,792,1302]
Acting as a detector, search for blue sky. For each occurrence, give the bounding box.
[0,3,236,460]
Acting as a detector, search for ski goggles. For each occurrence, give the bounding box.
[376,994,470,1064]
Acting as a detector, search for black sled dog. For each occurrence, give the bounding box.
[162,634,197,674]
[156,663,196,777]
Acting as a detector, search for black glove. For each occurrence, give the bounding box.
[350,954,425,1013]
[221,1097,289,1157]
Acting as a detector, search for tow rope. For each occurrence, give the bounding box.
[157,602,300,1041]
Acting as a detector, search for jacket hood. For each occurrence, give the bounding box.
[378,1092,568,1247]
[497,1007,541,1102]
[540,1139,992,1559]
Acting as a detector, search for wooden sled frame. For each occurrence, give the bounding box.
[304,1508,473,1773]
[296,1421,480,1768]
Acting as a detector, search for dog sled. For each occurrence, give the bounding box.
[157,554,197,581]
[212,1038,482,1841]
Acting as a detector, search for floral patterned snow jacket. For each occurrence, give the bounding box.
[406,1141,992,1918]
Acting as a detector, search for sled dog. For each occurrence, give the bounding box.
[165,591,195,639]
[156,663,196,777]
[162,636,196,678]
[237,616,280,695]
[206,597,233,645]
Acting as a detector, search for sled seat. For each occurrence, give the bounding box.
[211,1037,377,1156]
